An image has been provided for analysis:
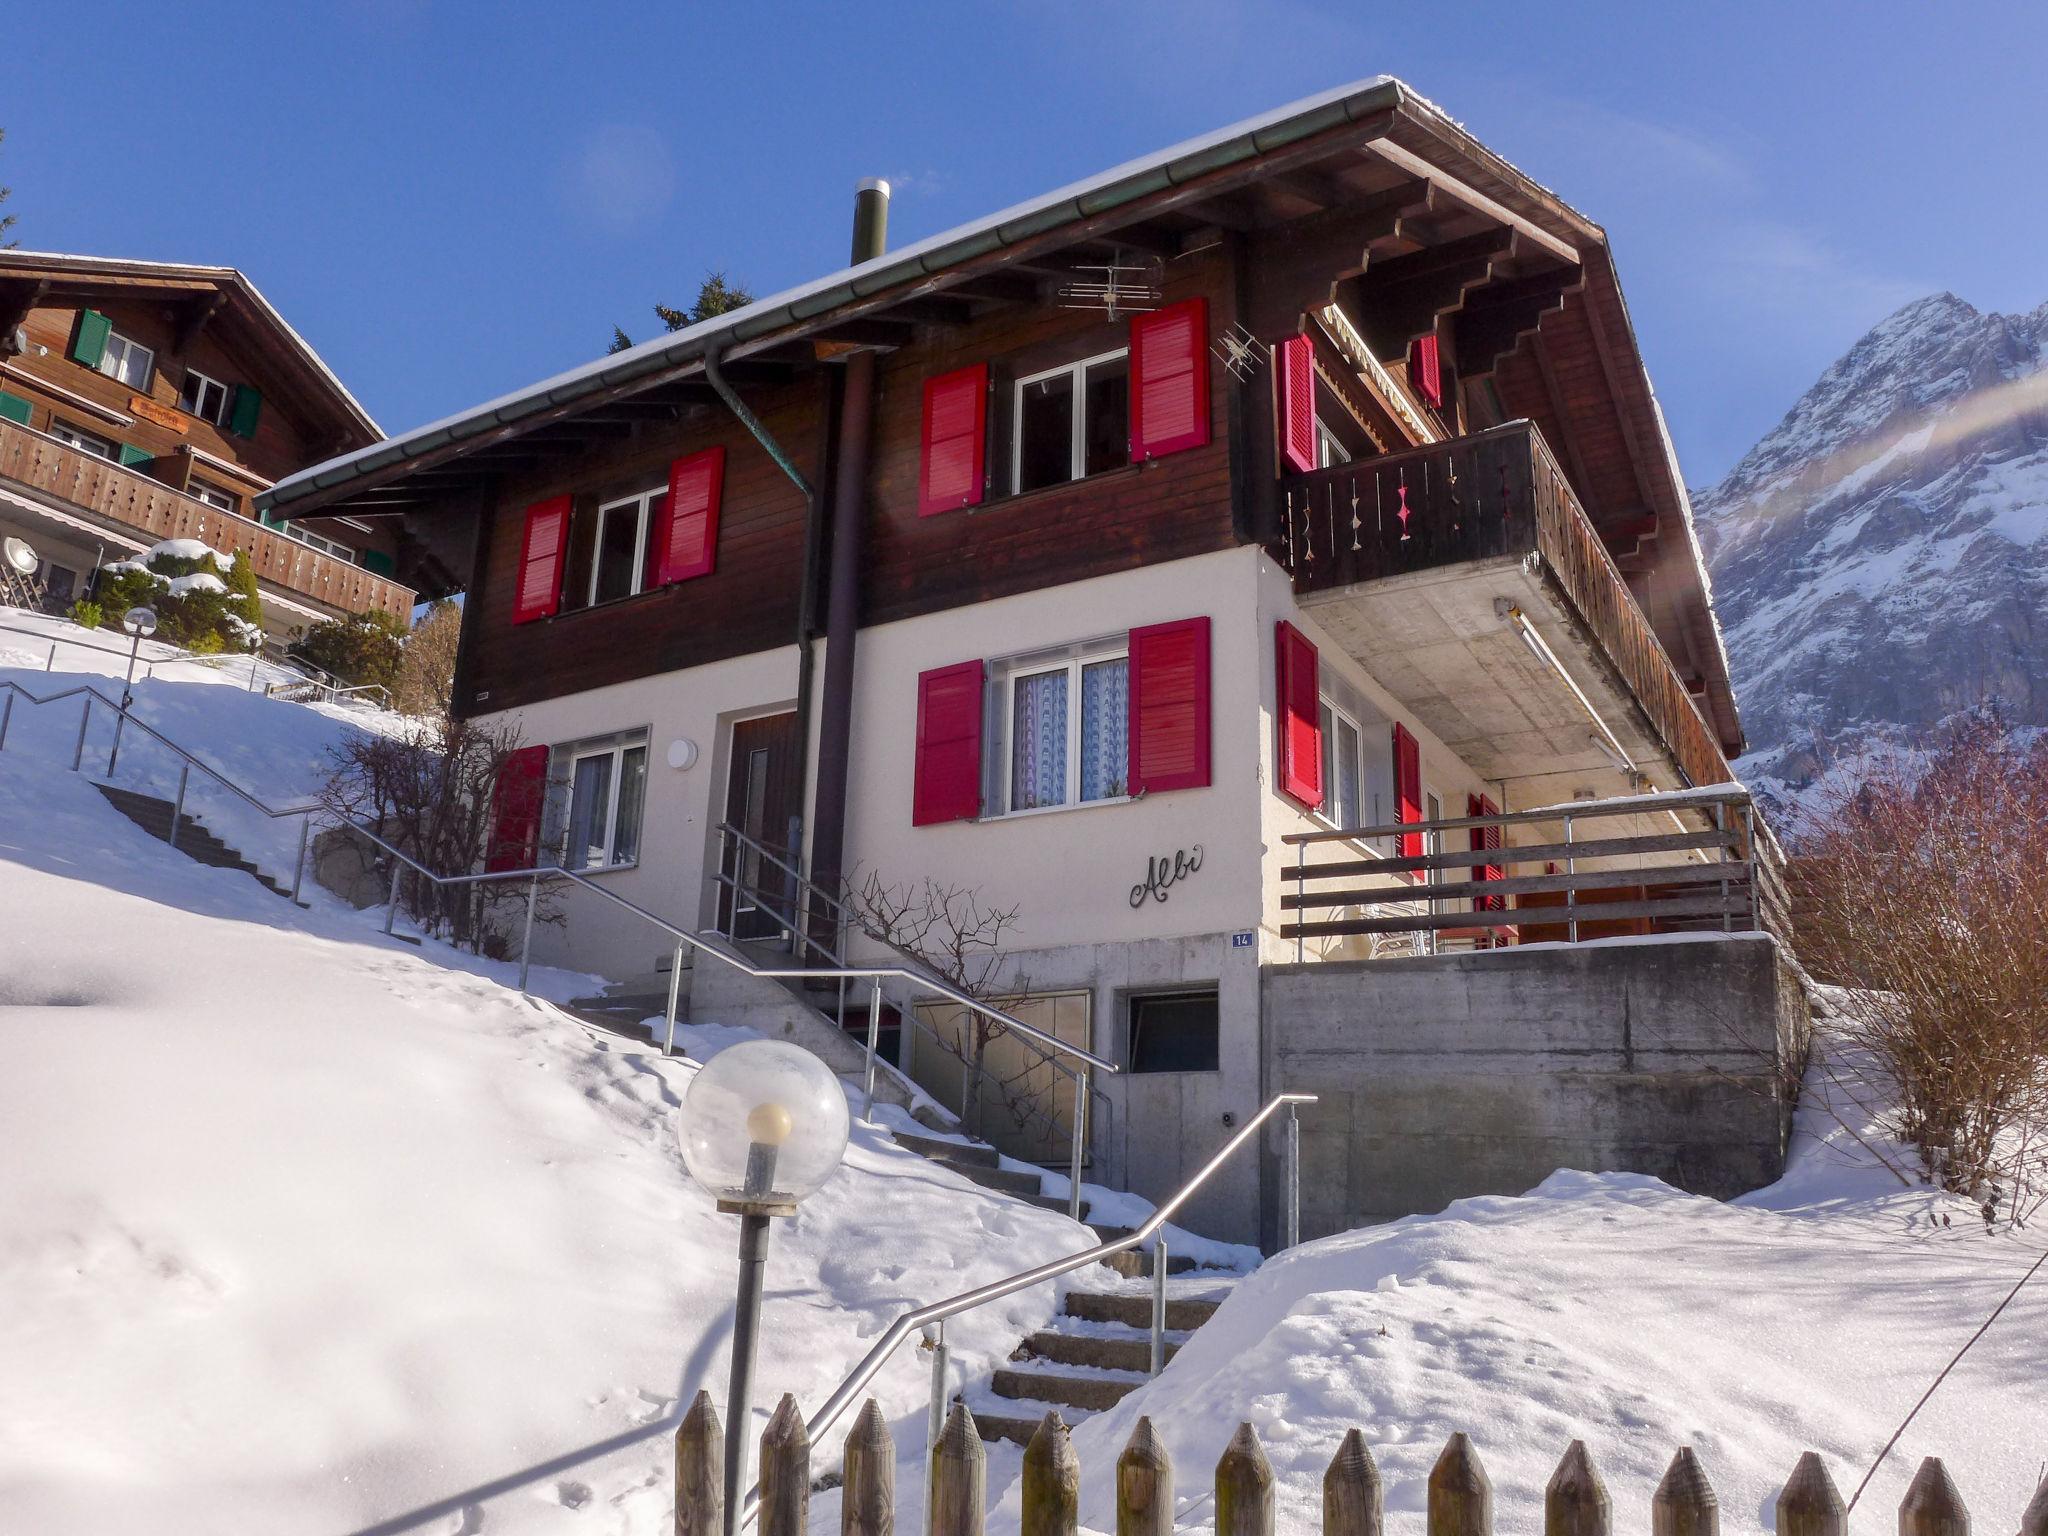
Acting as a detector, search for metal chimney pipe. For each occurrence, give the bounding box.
[850,178,890,265]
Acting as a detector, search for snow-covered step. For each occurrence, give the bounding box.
[991,1360,1147,1413]
[1063,1288,1222,1331]
[1015,1327,1184,1372]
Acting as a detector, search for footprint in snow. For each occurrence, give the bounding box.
[550,1480,594,1510]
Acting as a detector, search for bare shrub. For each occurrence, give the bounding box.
[1797,710,2048,1224]
[393,599,461,718]
[320,716,559,955]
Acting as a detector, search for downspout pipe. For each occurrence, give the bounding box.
[703,348,822,881]
[810,180,891,938]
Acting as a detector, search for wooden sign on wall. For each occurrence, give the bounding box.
[130,396,189,433]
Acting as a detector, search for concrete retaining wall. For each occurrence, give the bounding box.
[1261,933,1804,1243]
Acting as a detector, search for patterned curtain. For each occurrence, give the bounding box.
[1011,669,1069,809]
[1080,658,1129,801]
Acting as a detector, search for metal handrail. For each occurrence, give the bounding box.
[0,620,391,708]
[1281,782,1758,845]
[742,1091,1318,1527]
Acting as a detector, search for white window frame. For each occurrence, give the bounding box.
[996,638,1131,818]
[588,485,663,605]
[180,368,229,425]
[551,731,650,870]
[1316,418,1351,468]
[270,518,357,562]
[1010,346,1130,494]
[1314,696,1365,832]
[49,420,116,459]
[99,330,154,390]
[190,477,237,512]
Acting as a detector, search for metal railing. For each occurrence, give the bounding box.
[0,677,1118,1219]
[744,1091,1318,1530]
[711,823,1116,1191]
[1279,784,1791,961]
[0,618,391,709]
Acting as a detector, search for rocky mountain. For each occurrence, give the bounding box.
[1694,292,2048,807]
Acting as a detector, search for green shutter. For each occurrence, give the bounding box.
[0,390,31,426]
[70,309,111,369]
[228,383,263,438]
[362,549,396,577]
[118,443,154,468]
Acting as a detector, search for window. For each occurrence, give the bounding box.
[1012,349,1129,494]
[547,731,649,870]
[589,485,663,605]
[1127,989,1220,1074]
[1003,644,1129,813]
[98,330,154,390]
[180,369,230,425]
[1316,418,1351,468]
[190,478,237,512]
[1316,699,1364,830]
[49,420,116,459]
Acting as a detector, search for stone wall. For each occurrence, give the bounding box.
[1260,934,1805,1244]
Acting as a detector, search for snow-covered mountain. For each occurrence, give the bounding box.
[1695,293,2048,805]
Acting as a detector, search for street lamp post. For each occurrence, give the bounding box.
[678,1040,850,1536]
[107,606,157,775]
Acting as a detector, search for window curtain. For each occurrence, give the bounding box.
[1011,670,1069,810]
[1080,658,1129,801]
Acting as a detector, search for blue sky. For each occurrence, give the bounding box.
[10,1,2044,484]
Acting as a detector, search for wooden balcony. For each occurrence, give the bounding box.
[0,416,413,620]
[1280,420,1731,795]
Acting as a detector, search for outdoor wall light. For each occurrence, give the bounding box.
[123,606,158,638]
[667,737,699,771]
[679,1040,849,1536]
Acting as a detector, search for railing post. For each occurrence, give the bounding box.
[1741,803,1762,934]
[1295,841,1305,963]
[664,939,686,1057]
[517,872,540,994]
[861,982,883,1119]
[46,642,56,672]
[1067,1066,1089,1222]
[247,652,261,691]
[1714,802,1731,933]
[1149,1232,1168,1374]
[1284,1101,1302,1250]
[168,762,189,850]
[1563,813,1578,945]
[290,816,312,904]
[922,1321,949,1536]
[72,695,90,771]
[382,857,403,935]
[0,688,12,753]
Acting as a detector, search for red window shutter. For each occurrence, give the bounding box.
[1468,792,1504,909]
[1277,334,1317,474]
[1274,621,1322,809]
[511,496,569,624]
[1129,297,1211,461]
[1394,723,1423,857]
[486,744,550,872]
[655,445,725,584]
[912,660,985,825]
[1407,334,1443,409]
[1128,617,1211,795]
[918,363,988,516]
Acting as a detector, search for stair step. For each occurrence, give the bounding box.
[954,1163,1047,1199]
[964,1408,1055,1449]
[94,784,292,901]
[1017,1330,1178,1373]
[991,1367,1142,1413]
[1064,1292,1220,1331]
[1099,1248,1203,1279]
[892,1129,1004,1169]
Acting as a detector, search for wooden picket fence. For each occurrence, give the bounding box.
[675,1390,2048,1536]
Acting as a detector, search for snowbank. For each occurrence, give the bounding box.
[0,757,1088,1534]
[1030,1060,2045,1536]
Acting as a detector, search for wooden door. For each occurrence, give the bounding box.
[720,711,802,941]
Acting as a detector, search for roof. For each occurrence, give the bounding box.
[0,251,381,442]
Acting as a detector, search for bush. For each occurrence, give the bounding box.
[290,609,407,693]
[68,599,102,630]
[93,540,263,653]
[393,599,461,717]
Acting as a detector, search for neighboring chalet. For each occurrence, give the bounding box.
[0,253,415,641]
[262,79,1802,1245]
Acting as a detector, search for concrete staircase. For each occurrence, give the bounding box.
[96,784,297,902]
[561,957,687,1046]
[887,1124,1244,1447]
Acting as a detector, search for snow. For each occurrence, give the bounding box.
[147,538,234,568]
[165,571,227,597]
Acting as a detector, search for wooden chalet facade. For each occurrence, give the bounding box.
[264,79,1799,1242]
[0,253,415,638]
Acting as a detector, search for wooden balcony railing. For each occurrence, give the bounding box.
[1280,419,1730,793]
[1277,785,1793,957]
[0,417,413,620]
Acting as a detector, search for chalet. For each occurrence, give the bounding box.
[262,79,1803,1246]
[0,253,415,641]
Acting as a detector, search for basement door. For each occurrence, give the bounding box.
[719,711,802,942]
[911,991,1093,1167]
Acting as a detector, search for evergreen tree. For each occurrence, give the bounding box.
[608,271,753,352]
[0,128,17,249]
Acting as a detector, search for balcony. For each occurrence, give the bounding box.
[0,416,413,621]
[1280,420,1731,800]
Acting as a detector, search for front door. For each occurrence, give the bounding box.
[720,711,802,942]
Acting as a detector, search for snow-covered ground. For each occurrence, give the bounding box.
[4,608,2043,1534]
